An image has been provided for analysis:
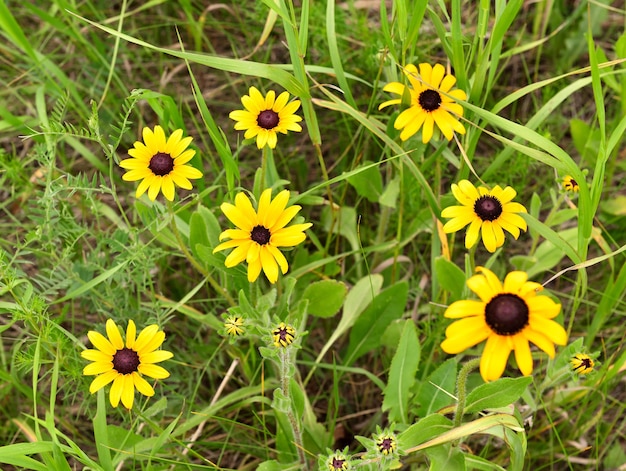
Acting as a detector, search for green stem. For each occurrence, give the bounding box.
[453,357,481,428]
[280,348,306,467]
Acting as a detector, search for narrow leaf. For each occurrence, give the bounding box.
[382,320,420,423]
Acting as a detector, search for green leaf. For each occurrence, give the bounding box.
[416,358,457,416]
[321,205,359,251]
[382,320,420,423]
[54,261,128,303]
[302,280,347,318]
[379,176,400,208]
[510,227,578,278]
[434,257,467,302]
[344,282,408,365]
[0,442,54,471]
[189,206,222,264]
[426,444,466,471]
[306,275,384,383]
[346,161,383,203]
[464,376,532,414]
[398,414,453,449]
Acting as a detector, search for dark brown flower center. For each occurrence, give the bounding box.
[474,195,503,221]
[257,110,280,130]
[485,294,529,336]
[112,347,140,375]
[148,152,174,176]
[251,225,271,245]
[418,89,442,112]
[378,437,395,455]
[330,458,346,470]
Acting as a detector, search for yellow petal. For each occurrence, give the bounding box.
[260,247,279,283]
[467,268,501,302]
[132,372,155,397]
[247,257,263,282]
[481,221,498,252]
[138,363,170,379]
[225,240,254,267]
[81,349,113,362]
[140,350,174,364]
[527,296,562,319]
[444,300,486,319]
[126,320,136,349]
[502,271,528,294]
[480,335,512,382]
[137,331,166,355]
[120,374,135,409]
[87,331,115,355]
[441,317,490,353]
[264,190,290,228]
[464,218,482,250]
[109,374,125,407]
[267,245,289,274]
[513,334,533,375]
[83,361,113,376]
[134,324,160,353]
[147,176,162,201]
[106,319,124,350]
[88,370,118,393]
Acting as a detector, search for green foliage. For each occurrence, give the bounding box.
[1,0,625,469]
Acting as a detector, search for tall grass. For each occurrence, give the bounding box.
[1,0,626,470]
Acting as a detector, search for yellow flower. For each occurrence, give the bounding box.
[441,180,528,253]
[224,315,245,337]
[571,353,594,375]
[562,175,579,192]
[441,267,568,382]
[379,63,466,143]
[375,433,397,456]
[213,189,312,283]
[229,86,302,149]
[81,319,173,409]
[272,322,296,348]
[120,125,202,201]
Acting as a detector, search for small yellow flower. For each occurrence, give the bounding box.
[441,267,568,382]
[272,322,295,348]
[213,189,312,283]
[224,315,245,337]
[562,175,579,192]
[375,433,397,456]
[441,180,528,253]
[229,86,302,149]
[325,450,351,471]
[571,353,594,375]
[81,319,173,409]
[119,125,202,201]
[379,63,467,143]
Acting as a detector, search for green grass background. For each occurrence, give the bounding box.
[1,0,626,469]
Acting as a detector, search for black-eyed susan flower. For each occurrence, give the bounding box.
[272,322,296,348]
[229,86,302,149]
[562,175,579,192]
[374,432,397,456]
[571,353,594,375]
[120,125,202,201]
[441,180,528,253]
[441,267,568,382]
[213,188,312,283]
[320,448,352,471]
[379,63,466,143]
[81,319,172,409]
[224,315,245,337]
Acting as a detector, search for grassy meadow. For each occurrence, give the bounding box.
[1,0,626,469]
